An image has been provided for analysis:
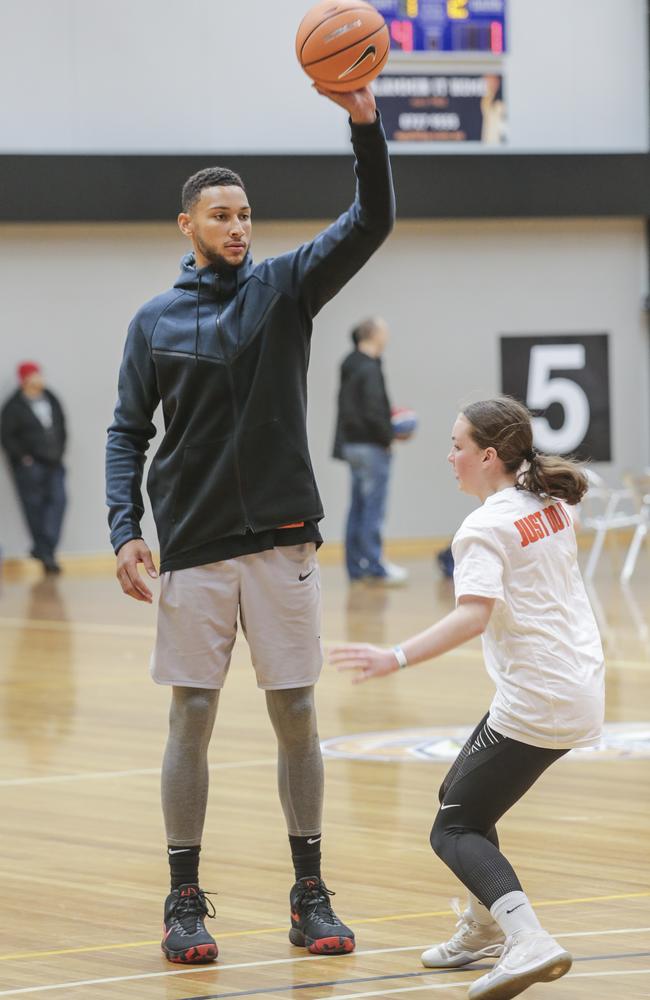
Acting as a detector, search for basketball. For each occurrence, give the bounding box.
[391,406,418,440]
[296,1,390,93]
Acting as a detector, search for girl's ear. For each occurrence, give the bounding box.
[483,446,497,464]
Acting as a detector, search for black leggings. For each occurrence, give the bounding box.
[430,714,568,909]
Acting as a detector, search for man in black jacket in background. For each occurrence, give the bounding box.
[333,317,407,585]
[1,361,66,574]
[106,83,394,964]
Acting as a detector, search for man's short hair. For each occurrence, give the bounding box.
[181,167,246,212]
[351,318,379,346]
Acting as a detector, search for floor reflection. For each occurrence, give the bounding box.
[336,581,424,831]
[1,577,76,766]
[344,581,390,644]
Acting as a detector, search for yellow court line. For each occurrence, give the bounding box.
[1,890,648,963]
[355,890,650,924]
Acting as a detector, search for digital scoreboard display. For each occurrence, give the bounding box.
[371,0,506,54]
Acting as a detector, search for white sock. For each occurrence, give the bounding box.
[468,892,495,926]
[490,891,543,938]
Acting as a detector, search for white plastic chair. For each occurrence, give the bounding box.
[620,472,650,582]
[576,469,641,582]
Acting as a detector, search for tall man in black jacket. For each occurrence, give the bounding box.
[333,318,407,585]
[106,84,394,964]
[1,362,67,574]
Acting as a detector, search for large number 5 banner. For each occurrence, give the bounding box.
[500,334,611,461]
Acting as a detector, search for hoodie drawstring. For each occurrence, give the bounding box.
[194,272,202,366]
[235,268,241,352]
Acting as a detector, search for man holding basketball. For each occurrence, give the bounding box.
[106,82,393,963]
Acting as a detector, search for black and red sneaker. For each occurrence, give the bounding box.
[161,884,217,964]
[289,876,355,955]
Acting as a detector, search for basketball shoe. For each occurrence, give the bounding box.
[161,884,218,964]
[289,876,355,954]
[468,930,572,999]
[421,899,505,968]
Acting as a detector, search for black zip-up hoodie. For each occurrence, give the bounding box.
[333,350,393,459]
[1,389,66,466]
[106,115,395,572]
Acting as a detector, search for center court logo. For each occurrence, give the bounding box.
[320,723,650,762]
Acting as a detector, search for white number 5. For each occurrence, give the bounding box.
[526,344,590,454]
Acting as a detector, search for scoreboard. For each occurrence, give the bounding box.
[371,0,506,54]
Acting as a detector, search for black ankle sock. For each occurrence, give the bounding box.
[289,834,322,881]
[167,844,201,891]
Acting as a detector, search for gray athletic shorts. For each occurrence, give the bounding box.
[150,543,322,690]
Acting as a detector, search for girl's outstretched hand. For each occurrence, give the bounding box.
[329,643,398,684]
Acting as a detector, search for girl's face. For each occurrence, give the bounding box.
[448,414,487,496]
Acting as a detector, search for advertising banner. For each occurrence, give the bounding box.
[374,73,506,143]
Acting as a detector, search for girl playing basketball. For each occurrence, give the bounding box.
[330,397,604,1000]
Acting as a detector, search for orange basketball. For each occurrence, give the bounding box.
[296,1,389,93]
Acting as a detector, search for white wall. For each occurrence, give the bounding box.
[0,0,647,153]
[0,218,647,558]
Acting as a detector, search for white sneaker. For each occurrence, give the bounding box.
[468,930,572,1000]
[421,899,505,969]
[369,562,409,585]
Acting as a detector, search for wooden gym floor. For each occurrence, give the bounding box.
[0,546,648,999]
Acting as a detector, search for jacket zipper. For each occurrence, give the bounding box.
[214,282,251,531]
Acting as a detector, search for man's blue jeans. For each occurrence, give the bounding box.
[12,460,66,561]
[342,443,391,580]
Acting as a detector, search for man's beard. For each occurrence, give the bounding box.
[195,235,249,272]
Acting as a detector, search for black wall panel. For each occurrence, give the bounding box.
[0,153,648,222]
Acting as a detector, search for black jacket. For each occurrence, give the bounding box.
[0,389,66,466]
[333,350,393,458]
[106,115,395,572]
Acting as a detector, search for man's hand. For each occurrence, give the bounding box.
[116,538,158,603]
[313,83,377,125]
[329,642,397,683]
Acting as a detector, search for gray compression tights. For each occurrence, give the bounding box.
[162,687,220,846]
[265,686,324,837]
[162,685,323,845]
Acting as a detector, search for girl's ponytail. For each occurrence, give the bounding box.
[463,398,588,505]
[517,449,588,505]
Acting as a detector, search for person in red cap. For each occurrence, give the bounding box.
[1,362,67,573]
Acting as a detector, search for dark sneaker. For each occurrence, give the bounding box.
[289,876,355,955]
[161,884,217,964]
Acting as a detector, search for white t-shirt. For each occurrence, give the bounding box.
[29,396,53,429]
[452,487,604,750]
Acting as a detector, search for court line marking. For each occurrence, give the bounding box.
[1,893,648,962]
[0,949,647,998]
[0,759,276,788]
[178,955,650,1000]
[1,925,644,966]
[0,961,478,998]
[5,720,650,787]
[310,970,650,1000]
[186,967,490,1000]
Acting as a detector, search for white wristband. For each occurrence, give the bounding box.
[392,645,408,669]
